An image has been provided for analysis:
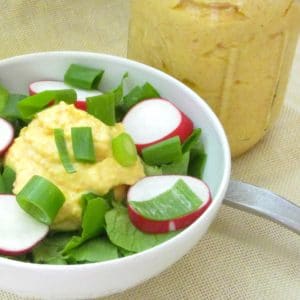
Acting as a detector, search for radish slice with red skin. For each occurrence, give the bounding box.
[29,80,102,110]
[123,99,193,153]
[127,175,211,233]
[0,195,49,256]
[0,118,14,156]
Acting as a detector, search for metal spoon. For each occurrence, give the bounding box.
[224,180,300,234]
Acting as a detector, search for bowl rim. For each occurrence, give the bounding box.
[0,50,231,271]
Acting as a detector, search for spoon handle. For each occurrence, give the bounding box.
[224,180,300,235]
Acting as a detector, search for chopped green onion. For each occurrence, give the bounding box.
[2,166,16,194]
[142,136,182,166]
[130,179,202,221]
[182,128,202,153]
[54,128,76,173]
[71,127,96,163]
[0,94,26,121]
[123,82,160,111]
[87,92,115,126]
[0,84,9,112]
[62,195,110,253]
[16,175,65,225]
[64,64,104,90]
[161,151,190,175]
[18,89,76,119]
[112,133,137,167]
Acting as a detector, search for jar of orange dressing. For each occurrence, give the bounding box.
[128,0,300,156]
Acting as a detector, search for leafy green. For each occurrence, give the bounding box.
[182,128,202,153]
[1,166,16,194]
[32,233,72,264]
[62,195,110,253]
[105,207,179,253]
[161,151,190,175]
[188,140,207,179]
[0,94,26,120]
[0,84,9,112]
[66,238,119,264]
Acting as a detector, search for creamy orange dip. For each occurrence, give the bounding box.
[5,102,145,230]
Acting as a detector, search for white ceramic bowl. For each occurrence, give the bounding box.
[0,52,231,299]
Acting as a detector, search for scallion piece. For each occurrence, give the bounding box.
[142,136,182,166]
[18,89,76,119]
[54,128,76,173]
[64,64,104,90]
[112,133,137,167]
[129,179,202,221]
[71,127,96,163]
[123,82,160,111]
[182,128,202,153]
[87,92,115,126]
[0,84,9,112]
[16,175,65,225]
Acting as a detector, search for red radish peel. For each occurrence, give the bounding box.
[0,195,49,256]
[127,175,211,233]
[0,118,14,156]
[123,99,193,152]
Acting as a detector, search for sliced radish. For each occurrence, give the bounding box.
[123,99,193,152]
[29,80,102,110]
[0,195,49,256]
[0,118,14,156]
[127,175,211,233]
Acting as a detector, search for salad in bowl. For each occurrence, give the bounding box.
[0,52,230,299]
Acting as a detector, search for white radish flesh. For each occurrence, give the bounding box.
[0,195,49,256]
[123,99,193,152]
[0,118,14,156]
[127,175,211,233]
[29,80,102,110]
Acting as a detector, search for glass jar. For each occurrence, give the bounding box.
[128,0,300,157]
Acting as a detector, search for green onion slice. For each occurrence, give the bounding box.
[71,127,96,163]
[142,136,182,166]
[54,128,76,173]
[112,133,137,167]
[16,175,65,225]
[130,179,203,221]
[64,64,104,90]
[0,84,9,112]
[18,89,76,119]
[87,92,115,126]
[182,128,202,153]
[123,82,160,111]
